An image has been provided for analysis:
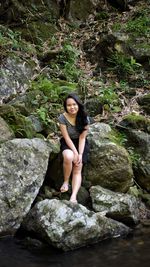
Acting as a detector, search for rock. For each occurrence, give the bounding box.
[0,138,56,235]
[0,116,14,142]
[84,98,103,117]
[121,129,150,192]
[27,115,44,133]
[0,57,34,104]
[22,199,131,251]
[137,94,150,115]
[119,114,150,134]
[0,104,36,138]
[69,0,102,21]
[135,158,150,192]
[86,123,133,192]
[90,185,148,225]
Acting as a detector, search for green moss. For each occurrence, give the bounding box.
[122,113,150,131]
[30,78,78,103]
[0,105,36,138]
[108,129,127,147]
[19,22,57,44]
[0,25,37,57]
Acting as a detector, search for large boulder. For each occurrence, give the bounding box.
[0,0,59,23]
[121,129,150,192]
[0,138,56,235]
[22,199,130,251]
[0,57,34,104]
[86,123,134,192]
[90,185,148,225]
[137,94,150,115]
[0,116,14,142]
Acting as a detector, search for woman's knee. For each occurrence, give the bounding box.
[73,163,83,173]
[63,149,74,163]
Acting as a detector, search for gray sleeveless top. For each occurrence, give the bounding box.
[58,114,80,139]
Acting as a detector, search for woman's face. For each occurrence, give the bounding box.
[66,97,79,115]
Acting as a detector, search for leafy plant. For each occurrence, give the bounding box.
[30,77,77,105]
[127,147,141,167]
[109,130,127,146]
[98,86,120,112]
[57,43,82,82]
[108,52,141,77]
[36,107,50,126]
[0,25,36,55]
[125,13,150,37]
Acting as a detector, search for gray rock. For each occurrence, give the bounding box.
[86,123,133,192]
[0,57,33,104]
[0,116,14,142]
[23,199,131,251]
[0,138,55,235]
[90,185,147,224]
[124,129,150,192]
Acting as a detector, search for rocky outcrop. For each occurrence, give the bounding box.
[137,94,150,115]
[0,116,14,142]
[0,138,56,235]
[46,122,134,193]
[131,130,150,192]
[22,198,131,251]
[117,123,150,192]
[90,185,147,225]
[0,57,34,104]
[86,123,134,192]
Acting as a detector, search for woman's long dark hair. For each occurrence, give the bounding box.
[64,93,88,134]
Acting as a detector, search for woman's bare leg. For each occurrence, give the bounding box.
[70,163,83,202]
[60,149,74,192]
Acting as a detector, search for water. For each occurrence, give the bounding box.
[0,225,150,267]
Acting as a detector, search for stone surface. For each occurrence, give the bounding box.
[86,123,134,192]
[0,116,14,142]
[0,138,55,235]
[23,198,131,251]
[0,57,34,104]
[90,185,148,224]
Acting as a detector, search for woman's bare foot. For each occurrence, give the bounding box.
[60,182,69,193]
[70,196,78,203]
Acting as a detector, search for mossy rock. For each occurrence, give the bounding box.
[30,78,78,103]
[19,22,58,44]
[0,104,36,138]
[120,113,150,133]
[137,94,150,115]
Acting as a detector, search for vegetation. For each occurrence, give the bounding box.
[55,43,82,82]
[30,77,77,103]
[0,25,36,56]
[108,53,142,77]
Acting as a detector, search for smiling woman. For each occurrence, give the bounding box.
[58,93,89,203]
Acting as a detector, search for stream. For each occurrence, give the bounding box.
[0,224,150,267]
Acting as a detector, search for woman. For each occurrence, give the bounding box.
[58,93,89,203]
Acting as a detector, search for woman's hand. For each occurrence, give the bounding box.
[78,154,83,164]
[74,153,82,166]
[73,152,79,165]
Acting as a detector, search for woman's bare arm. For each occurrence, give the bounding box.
[59,124,78,155]
[78,126,89,156]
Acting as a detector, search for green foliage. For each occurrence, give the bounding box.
[0,105,35,138]
[109,130,127,146]
[98,86,121,112]
[113,10,150,38]
[95,12,109,20]
[125,13,150,37]
[36,106,51,126]
[30,78,77,103]
[0,25,36,55]
[108,52,141,77]
[56,43,82,82]
[127,147,141,167]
